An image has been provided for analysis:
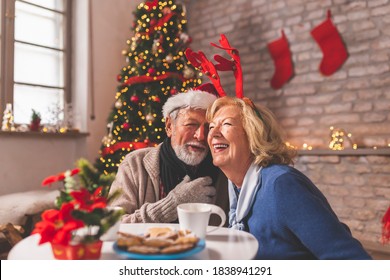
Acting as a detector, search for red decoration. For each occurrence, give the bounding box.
[211,34,243,98]
[122,122,130,130]
[51,243,85,260]
[152,96,161,103]
[117,75,122,82]
[101,141,156,157]
[148,67,156,76]
[382,206,390,244]
[42,168,80,186]
[32,203,84,245]
[150,19,157,27]
[130,95,140,104]
[195,83,218,97]
[170,88,177,95]
[145,0,159,11]
[267,30,294,90]
[124,72,188,86]
[185,48,226,97]
[138,58,145,64]
[163,7,171,15]
[311,10,348,76]
[30,119,41,132]
[51,240,103,260]
[144,139,150,145]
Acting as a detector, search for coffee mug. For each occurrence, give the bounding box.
[177,203,226,239]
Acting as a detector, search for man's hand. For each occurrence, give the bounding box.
[169,175,216,205]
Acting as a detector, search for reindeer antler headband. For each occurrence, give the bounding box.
[185,34,243,98]
[185,34,264,121]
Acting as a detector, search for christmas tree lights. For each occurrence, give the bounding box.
[95,0,200,175]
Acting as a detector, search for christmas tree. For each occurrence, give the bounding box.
[95,0,200,175]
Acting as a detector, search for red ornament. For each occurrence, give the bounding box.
[150,19,157,27]
[138,58,145,64]
[163,7,171,15]
[122,122,130,130]
[144,139,150,145]
[152,96,161,103]
[148,68,156,76]
[130,95,140,104]
[170,88,177,95]
[117,75,122,82]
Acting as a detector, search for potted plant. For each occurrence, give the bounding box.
[32,159,121,260]
[30,109,41,131]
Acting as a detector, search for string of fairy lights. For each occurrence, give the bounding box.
[285,126,390,151]
[96,0,202,174]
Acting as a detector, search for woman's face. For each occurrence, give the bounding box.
[207,105,252,173]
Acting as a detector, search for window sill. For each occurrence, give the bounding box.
[297,148,390,156]
[0,130,89,139]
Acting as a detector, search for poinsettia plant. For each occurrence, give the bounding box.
[32,158,122,246]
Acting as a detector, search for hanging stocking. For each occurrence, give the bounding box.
[311,10,348,76]
[267,30,294,90]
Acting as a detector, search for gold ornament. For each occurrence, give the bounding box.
[144,87,151,94]
[183,65,195,79]
[1,103,15,131]
[102,122,114,146]
[146,113,155,123]
[115,99,123,109]
[165,54,173,63]
[152,39,159,55]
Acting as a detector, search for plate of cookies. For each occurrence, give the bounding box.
[113,227,205,260]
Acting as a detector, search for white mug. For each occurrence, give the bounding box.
[177,203,226,239]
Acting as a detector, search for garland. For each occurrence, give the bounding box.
[123,72,187,86]
[101,141,156,157]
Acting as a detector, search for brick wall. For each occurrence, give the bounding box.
[295,154,390,243]
[185,0,390,246]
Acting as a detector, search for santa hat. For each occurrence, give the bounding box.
[162,86,217,118]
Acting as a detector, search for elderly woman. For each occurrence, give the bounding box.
[206,96,371,260]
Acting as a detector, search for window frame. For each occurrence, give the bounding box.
[0,0,72,126]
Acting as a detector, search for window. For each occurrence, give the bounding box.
[0,0,72,126]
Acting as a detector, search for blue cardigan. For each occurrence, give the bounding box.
[237,164,372,259]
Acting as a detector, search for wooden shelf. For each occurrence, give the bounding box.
[297,148,390,156]
[0,130,89,139]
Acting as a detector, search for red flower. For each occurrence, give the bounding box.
[32,202,84,245]
[42,168,80,186]
[382,206,390,244]
[70,186,107,211]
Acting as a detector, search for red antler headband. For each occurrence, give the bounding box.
[185,48,227,97]
[185,35,264,121]
[210,34,243,98]
[185,34,243,98]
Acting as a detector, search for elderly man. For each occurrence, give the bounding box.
[109,89,229,225]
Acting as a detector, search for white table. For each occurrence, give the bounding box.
[8,223,258,260]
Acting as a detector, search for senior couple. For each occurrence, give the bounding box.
[109,88,371,260]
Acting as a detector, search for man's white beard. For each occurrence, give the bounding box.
[173,144,208,166]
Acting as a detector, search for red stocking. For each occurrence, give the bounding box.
[311,10,348,76]
[267,30,294,90]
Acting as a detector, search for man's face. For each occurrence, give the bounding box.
[165,108,209,166]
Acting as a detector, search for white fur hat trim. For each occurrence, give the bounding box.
[162,89,217,118]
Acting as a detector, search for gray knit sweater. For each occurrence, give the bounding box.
[108,144,229,225]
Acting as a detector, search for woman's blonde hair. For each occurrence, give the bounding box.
[206,96,296,167]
